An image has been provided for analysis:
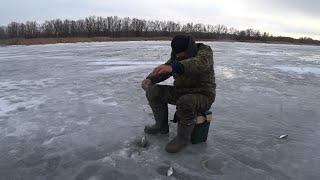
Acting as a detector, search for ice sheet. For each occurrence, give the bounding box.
[0,41,320,180]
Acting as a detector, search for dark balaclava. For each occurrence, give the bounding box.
[171,35,197,60]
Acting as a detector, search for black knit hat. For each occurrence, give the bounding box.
[171,35,189,53]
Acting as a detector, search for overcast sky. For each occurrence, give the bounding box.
[0,0,319,40]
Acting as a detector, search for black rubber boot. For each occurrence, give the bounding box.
[165,123,195,153]
[144,104,169,134]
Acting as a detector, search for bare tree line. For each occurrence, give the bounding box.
[0,16,319,45]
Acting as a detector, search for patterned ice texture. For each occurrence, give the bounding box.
[0,41,319,180]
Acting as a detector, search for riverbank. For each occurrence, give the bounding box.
[0,36,319,46]
[0,37,171,46]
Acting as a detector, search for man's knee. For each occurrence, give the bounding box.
[146,85,161,102]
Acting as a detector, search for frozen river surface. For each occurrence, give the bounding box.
[0,41,320,180]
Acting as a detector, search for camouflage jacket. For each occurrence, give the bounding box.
[147,43,216,102]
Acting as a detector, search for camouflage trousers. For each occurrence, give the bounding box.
[146,85,213,125]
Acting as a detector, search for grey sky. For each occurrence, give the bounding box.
[0,0,319,39]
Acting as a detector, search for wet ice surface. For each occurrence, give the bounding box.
[0,41,320,180]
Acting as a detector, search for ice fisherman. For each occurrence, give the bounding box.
[141,35,216,153]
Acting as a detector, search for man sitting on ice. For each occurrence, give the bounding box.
[141,35,216,153]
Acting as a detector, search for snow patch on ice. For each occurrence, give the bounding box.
[76,120,90,126]
[87,61,163,66]
[42,136,59,146]
[6,121,39,137]
[101,156,116,167]
[0,97,44,116]
[47,127,66,136]
[299,55,320,64]
[251,62,264,66]
[88,58,161,74]
[105,101,118,106]
[9,149,19,154]
[0,79,55,116]
[236,49,278,56]
[0,78,56,91]
[91,65,155,74]
[239,86,280,94]
[216,66,237,79]
[92,97,118,106]
[273,66,320,75]
[66,90,76,95]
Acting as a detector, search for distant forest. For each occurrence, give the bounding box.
[0,16,319,45]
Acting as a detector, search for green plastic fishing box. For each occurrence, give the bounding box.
[191,111,213,144]
[172,110,213,144]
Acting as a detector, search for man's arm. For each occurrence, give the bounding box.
[178,45,213,75]
[145,58,173,84]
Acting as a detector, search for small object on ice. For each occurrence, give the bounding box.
[139,135,148,148]
[279,134,288,139]
[167,166,173,177]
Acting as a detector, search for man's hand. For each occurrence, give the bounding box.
[152,65,173,76]
[141,79,152,91]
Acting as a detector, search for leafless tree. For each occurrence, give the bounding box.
[1,16,319,45]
